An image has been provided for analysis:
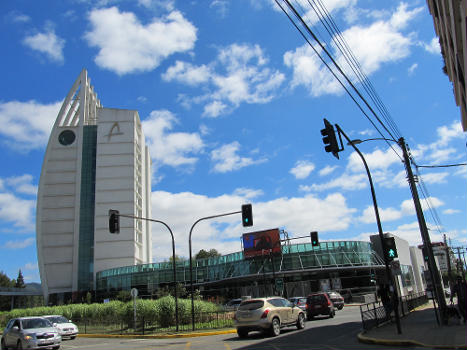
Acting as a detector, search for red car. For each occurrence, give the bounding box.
[306,292,335,320]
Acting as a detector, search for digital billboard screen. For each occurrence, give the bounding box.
[242,228,281,259]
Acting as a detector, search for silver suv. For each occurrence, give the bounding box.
[234,297,305,337]
[1,317,61,350]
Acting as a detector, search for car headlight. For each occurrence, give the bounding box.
[23,334,35,341]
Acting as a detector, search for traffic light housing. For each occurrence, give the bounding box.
[422,246,429,262]
[321,118,340,159]
[310,231,319,247]
[109,209,120,233]
[241,204,253,227]
[384,236,398,262]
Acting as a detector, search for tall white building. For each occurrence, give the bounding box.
[36,69,152,303]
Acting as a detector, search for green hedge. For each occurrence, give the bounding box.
[0,297,221,329]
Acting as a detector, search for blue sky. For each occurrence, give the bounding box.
[0,0,465,283]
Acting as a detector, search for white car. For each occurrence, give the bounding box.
[42,316,78,340]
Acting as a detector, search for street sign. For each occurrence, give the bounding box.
[275,278,284,293]
[131,288,138,298]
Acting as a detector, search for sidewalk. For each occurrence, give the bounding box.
[358,301,467,349]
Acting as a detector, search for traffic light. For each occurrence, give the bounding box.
[310,231,319,247]
[241,204,253,227]
[321,118,340,159]
[109,209,120,233]
[384,236,398,262]
[422,246,429,262]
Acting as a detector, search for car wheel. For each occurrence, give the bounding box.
[16,340,22,350]
[338,305,343,310]
[329,310,335,318]
[70,336,76,340]
[52,346,60,350]
[269,317,281,337]
[1,338,8,350]
[237,328,248,338]
[296,313,305,329]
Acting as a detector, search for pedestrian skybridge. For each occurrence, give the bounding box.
[96,240,384,293]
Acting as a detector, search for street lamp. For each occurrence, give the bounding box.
[347,136,448,324]
[337,126,401,334]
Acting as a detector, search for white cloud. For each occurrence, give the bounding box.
[0,100,60,151]
[283,3,422,96]
[162,61,211,86]
[359,205,402,224]
[5,175,37,196]
[0,193,35,232]
[211,141,266,173]
[319,165,338,176]
[3,238,35,249]
[290,160,315,179]
[23,27,65,63]
[306,173,368,192]
[142,110,204,167]
[413,120,464,164]
[85,7,197,75]
[443,209,460,215]
[423,37,441,54]
[233,188,264,199]
[163,43,285,117]
[346,147,401,173]
[150,190,356,261]
[408,63,418,75]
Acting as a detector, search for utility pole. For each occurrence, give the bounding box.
[444,235,453,287]
[398,138,447,323]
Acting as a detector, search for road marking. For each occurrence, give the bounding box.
[224,343,232,350]
[185,341,191,349]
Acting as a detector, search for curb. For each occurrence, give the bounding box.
[77,329,237,339]
[357,332,467,350]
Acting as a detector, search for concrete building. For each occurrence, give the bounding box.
[427,0,467,131]
[36,69,152,303]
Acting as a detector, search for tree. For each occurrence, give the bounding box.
[195,249,221,260]
[15,270,25,288]
[0,271,14,311]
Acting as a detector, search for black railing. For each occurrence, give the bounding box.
[359,292,428,331]
[72,311,235,335]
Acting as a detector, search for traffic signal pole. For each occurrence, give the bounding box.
[335,124,401,334]
[398,138,447,324]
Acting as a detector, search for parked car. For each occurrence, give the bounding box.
[306,292,335,320]
[1,316,61,350]
[326,291,344,310]
[288,297,307,311]
[224,298,243,311]
[42,315,78,340]
[234,297,305,337]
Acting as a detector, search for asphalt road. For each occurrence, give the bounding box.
[56,307,407,350]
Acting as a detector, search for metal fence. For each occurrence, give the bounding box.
[359,292,428,331]
[73,311,235,335]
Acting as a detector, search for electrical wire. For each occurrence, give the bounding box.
[275,0,403,160]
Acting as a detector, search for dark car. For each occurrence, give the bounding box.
[326,291,344,310]
[306,292,335,320]
[288,297,307,311]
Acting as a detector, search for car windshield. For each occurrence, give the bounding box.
[238,300,264,310]
[22,318,51,329]
[45,316,68,323]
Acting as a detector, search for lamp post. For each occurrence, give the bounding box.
[111,212,179,331]
[188,210,242,331]
[349,137,448,323]
[334,126,402,334]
